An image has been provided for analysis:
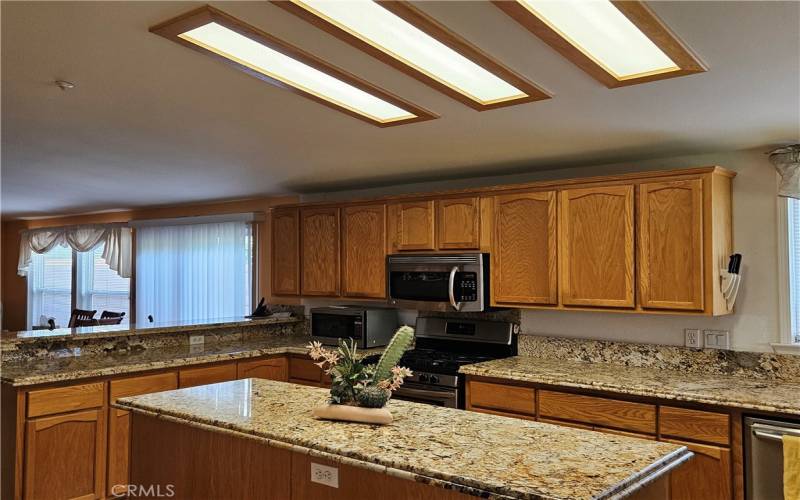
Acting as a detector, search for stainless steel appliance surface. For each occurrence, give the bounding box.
[387,253,490,312]
[744,416,800,499]
[310,306,398,348]
[364,316,518,409]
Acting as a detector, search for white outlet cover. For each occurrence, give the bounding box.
[189,335,204,346]
[310,462,338,488]
[684,329,702,348]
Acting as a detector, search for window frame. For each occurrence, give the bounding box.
[777,196,800,350]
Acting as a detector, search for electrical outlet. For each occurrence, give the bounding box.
[189,335,204,347]
[703,330,731,350]
[310,462,338,488]
[684,329,702,348]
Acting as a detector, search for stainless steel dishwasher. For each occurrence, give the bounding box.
[745,416,800,499]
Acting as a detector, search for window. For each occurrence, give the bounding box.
[76,243,131,324]
[135,221,253,324]
[787,198,800,343]
[26,243,131,329]
[27,245,73,329]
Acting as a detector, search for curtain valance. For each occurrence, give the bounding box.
[770,144,800,199]
[17,224,132,278]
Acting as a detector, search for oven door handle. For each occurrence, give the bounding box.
[448,266,462,311]
[395,387,456,400]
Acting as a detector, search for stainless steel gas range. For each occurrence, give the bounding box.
[364,316,518,409]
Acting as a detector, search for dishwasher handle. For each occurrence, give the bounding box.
[751,422,800,442]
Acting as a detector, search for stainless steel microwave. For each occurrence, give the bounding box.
[386,253,490,312]
[310,306,398,348]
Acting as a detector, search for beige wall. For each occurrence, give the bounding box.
[304,148,781,352]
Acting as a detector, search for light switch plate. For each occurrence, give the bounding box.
[189,335,204,347]
[684,329,702,348]
[703,330,731,350]
[310,462,338,488]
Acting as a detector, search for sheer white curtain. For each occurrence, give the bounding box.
[135,222,253,324]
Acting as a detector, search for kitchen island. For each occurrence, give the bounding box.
[117,379,691,500]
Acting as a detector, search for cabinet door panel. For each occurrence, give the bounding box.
[639,179,704,310]
[237,357,289,382]
[107,408,131,498]
[437,197,480,250]
[272,208,300,296]
[341,204,386,298]
[560,185,634,308]
[178,363,238,388]
[301,207,340,296]
[24,409,105,500]
[390,201,435,251]
[492,191,557,305]
[664,439,731,500]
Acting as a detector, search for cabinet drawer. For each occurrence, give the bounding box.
[538,390,656,434]
[289,357,323,384]
[659,406,730,445]
[27,382,105,418]
[468,381,535,416]
[179,363,237,388]
[538,417,592,430]
[238,357,289,381]
[110,371,178,403]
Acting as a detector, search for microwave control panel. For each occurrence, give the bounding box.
[457,272,478,302]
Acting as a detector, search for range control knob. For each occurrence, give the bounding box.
[418,374,429,383]
[429,375,439,384]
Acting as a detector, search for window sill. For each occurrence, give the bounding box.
[771,343,800,354]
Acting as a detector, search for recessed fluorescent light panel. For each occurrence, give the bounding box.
[273,0,551,110]
[495,0,706,87]
[150,6,437,127]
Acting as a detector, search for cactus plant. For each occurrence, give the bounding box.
[373,325,414,383]
[355,385,391,408]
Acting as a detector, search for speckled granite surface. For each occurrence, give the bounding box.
[1,334,373,387]
[517,334,800,381]
[1,314,303,349]
[117,379,689,500]
[461,356,800,416]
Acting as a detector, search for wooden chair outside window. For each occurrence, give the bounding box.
[68,309,97,328]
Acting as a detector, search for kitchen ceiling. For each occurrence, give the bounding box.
[2,1,798,218]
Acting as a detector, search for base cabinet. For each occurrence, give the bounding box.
[665,440,731,500]
[24,408,106,500]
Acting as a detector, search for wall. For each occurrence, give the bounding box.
[1,196,299,332]
[302,148,781,352]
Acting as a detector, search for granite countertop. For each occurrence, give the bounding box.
[117,379,690,500]
[1,334,372,387]
[0,315,302,349]
[460,356,800,416]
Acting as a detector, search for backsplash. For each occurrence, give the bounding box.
[518,334,800,382]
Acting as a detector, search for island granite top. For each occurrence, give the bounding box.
[0,315,302,348]
[116,379,689,500]
[460,356,800,416]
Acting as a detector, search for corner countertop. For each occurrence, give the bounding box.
[117,379,690,500]
[1,334,328,387]
[460,356,800,416]
[1,315,302,349]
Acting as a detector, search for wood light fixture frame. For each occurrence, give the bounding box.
[272,0,552,111]
[149,5,438,127]
[493,0,707,88]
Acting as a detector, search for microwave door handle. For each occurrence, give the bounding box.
[448,266,462,311]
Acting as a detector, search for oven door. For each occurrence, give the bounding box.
[392,382,459,408]
[386,254,487,312]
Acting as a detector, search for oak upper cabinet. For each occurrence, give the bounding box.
[638,179,704,311]
[271,208,300,296]
[437,197,480,250]
[341,204,387,298]
[24,409,106,500]
[300,207,340,296]
[492,191,558,306]
[388,200,435,252]
[560,185,635,308]
[664,440,731,500]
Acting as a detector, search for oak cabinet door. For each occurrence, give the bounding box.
[271,208,300,296]
[341,204,386,298]
[560,185,634,308]
[492,191,557,305]
[388,201,435,251]
[639,179,704,311]
[178,363,238,389]
[237,357,289,382]
[437,197,480,250]
[664,440,731,500]
[24,409,106,500]
[300,207,340,296]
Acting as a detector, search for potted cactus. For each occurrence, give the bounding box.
[307,325,414,424]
